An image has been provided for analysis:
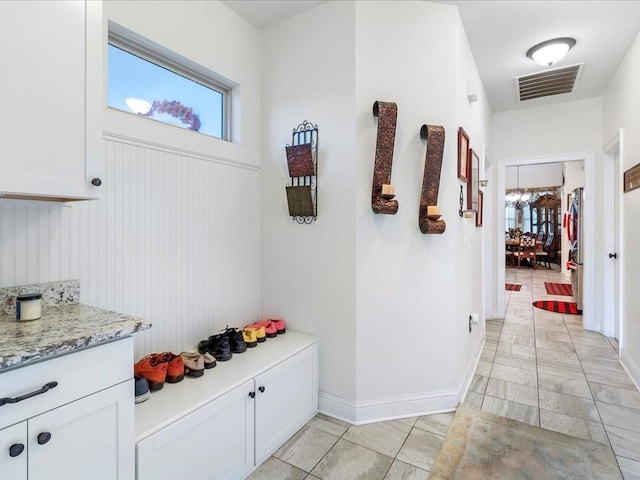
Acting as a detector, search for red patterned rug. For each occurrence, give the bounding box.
[533,300,581,315]
[544,282,573,296]
[505,284,522,291]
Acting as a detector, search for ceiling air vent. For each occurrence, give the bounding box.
[516,63,583,102]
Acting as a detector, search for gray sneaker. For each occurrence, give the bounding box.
[135,375,150,404]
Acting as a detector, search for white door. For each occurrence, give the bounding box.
[254,344,318,464]
[0,421,27,480]
[613,150,621,341]
[28,380,134,480]
[136,380,255,480]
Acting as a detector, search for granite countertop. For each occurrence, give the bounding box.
[0,303,151,372]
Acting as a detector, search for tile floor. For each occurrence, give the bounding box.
[248,265,640,480]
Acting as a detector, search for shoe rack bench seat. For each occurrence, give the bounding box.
[134,331,319,480]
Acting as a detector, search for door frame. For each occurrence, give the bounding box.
[496,151,596,331]
[603,129,624,343]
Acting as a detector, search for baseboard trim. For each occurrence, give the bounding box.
[457,337,485,401]
[318,390,458,426]
[620,351,640,391]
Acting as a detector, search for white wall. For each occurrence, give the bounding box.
[261,0,491,423]
[0,1,263,362]
[603,29,640,385]
[491,98,603,323]
[353,1,490,420]
[505,163,563,190]
[261,1,358,409]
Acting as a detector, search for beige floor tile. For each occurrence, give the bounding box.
[539,389,600,422]
[383,460,429,480]
[598,402,640,433]
[591,383,640,410]
[274,425,339,472]
[481,395,539,426]
[311,439,393,480]
[485,377,538,407]
[414,412,455,437]
[606,425,640,462]
[342,420,411,458]
[490,362,537,387]
[539,409,609,444]
[247,457,307,480]
[396,428,445,472]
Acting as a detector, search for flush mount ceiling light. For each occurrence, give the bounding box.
[526,37,576,67]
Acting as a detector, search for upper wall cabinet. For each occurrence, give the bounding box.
[0,1,103,202]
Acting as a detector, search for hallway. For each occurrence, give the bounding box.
[466,265,640,478]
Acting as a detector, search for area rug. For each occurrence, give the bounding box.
[505,283,522,291]
[533,300,581,315]
[544,282,573,296]
[428,404,621,480]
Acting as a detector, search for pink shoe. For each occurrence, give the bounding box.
[247,321,277,338]
[270,318,286,334]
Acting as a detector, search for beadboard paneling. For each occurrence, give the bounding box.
[0,139,260,362]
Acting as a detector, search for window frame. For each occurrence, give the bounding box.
[107,22,231,141]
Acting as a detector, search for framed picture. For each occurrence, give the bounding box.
[467,149,479,211]
[457,127,470,182]
[624,163,640,193]
[476,190,483,227]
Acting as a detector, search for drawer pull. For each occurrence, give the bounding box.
[9,443,24,457]
[0,381,58,407]
[258,386,265,393]
[37,432,52,445]
[248,391,255,399]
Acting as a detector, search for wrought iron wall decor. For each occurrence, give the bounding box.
[418,124,446,234]
[285,121,318,223]
[371,101,399,215]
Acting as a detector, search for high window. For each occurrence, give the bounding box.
[107,25,228,140]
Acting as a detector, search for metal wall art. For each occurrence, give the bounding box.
[371,101,399,215]
[418,124,446,234]
[285,121,318,224]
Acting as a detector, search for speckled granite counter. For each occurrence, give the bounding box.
[0,280,151,371]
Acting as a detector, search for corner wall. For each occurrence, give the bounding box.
[260,1,358,409]
[603,29,640,385]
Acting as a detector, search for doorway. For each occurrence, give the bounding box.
[496,152,596,332]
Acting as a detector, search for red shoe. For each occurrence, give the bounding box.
[134,354,168,391]
[247,321,277,338]
[270,318,286,334]
[159,352,185,383]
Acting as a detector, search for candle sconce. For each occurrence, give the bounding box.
[418,124,446,234]
[285,120,318,224]
[371,101,399,215]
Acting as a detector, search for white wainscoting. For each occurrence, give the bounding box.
[0,137,261,361]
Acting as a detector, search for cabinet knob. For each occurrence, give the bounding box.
[248,391,255,399]
[37,432,52,445]
[258,386,265,393]
[91,178,102,187]
[9,443,24,457]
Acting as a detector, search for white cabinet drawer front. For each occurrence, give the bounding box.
[0,421,27,480]
[0,338,133,429]
[137,380,255,480]
[255,343,319,464]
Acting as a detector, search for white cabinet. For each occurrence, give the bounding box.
[0,338,135,480]
[1,382,133,480]
[0,0,103,201]
[135,332,319,480]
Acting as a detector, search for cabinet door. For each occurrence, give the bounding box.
[136,380,255,480]
[0,422,27,480]
[0,1,100,200]
[28,380,134,480]
[254,344,319,464]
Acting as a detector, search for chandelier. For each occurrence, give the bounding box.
[505,167,531,209]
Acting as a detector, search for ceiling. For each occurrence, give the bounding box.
[222,0,640,113]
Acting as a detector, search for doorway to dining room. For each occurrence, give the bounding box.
[496,152,596,333]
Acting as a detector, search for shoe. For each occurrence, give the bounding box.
[134,354,168,391]
[198,333,232,361]
[242,329,258,348]
[245,325,266,343]
[202,352,216,369]
[223,327,247,353]
[180,352,204,378]
[134,376,150,403]
[247,321,277,338]
[159,352,185,383]
[270,318,286,334]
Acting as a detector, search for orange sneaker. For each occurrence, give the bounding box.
[159,352,185,383]
[245,325,266,343]
[134,354,168,391]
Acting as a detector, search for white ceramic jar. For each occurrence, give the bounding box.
[16,293,42,321]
